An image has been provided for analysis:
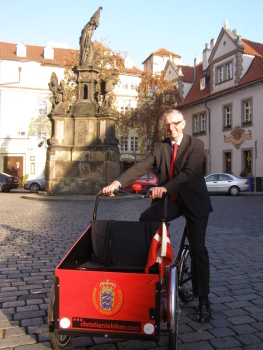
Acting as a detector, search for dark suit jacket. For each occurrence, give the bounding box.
[117,134,213,218]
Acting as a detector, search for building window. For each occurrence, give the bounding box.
[216,61,233,84]
[224,152,232,173]
[223,105,232,129]
[30,163,35,175]
[38,100,48,116]
[200,114,206,132]
[242,99,252,125]
[200,77,206,90]
[130,136,140,151]
[242,149,252,175]
[193,113,206,135]
[217,66,223,83]
[226,62,233,80]
[120,136,128,151]
[193,115,199,134]
[122,80,128,89]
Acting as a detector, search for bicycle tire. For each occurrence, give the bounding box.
[167,266,179,350]
[178,248,195,303]
[48,280,72,349]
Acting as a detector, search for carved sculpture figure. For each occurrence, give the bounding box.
[101,76,118,110]
[48,72,65,113]
[79,6,103,66]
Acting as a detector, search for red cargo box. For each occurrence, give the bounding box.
[49,222,162,342]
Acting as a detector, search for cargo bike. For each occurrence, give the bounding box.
[48,189,193,350]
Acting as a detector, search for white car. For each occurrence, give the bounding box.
[205,173,249,196]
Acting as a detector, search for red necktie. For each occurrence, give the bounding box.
[169,143,178,200]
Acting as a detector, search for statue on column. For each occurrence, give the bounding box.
[79,6,103,66]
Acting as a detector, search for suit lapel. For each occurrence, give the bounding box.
[175,134,189,163]
[162,138,172,178]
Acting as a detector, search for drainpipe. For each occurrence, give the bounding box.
[205,100,211,174]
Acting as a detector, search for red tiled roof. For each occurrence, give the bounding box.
[179,63,210,106]
[242,39,263,57]
[0,41,78,67]
[0,41,142,74]
[239,56,263,85]
[180,66,195,83]
[179,38,263,108]
[142,47,181,64]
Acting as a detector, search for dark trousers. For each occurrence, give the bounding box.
[139,197,210,297]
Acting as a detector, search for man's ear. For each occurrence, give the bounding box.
[181,120,186,129]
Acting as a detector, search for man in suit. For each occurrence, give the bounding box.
[103,109,213,323]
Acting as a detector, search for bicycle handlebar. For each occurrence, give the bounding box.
[93,189,168,221]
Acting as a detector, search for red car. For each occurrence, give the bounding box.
[123,172,159,193]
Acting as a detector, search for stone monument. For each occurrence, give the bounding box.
[45,7,120,194]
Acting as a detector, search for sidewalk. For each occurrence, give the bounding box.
[17,189,263,202]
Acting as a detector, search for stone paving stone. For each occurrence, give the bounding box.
[223,308,249,317]
[209,327,236,337]
[209,336,242,348]
[178,342,214,350]
[251,321,263,331]
[227,315,258,325]
[179,330,214,343]
[230,324,257,335]
[0,334,37,348]
[117,340,158,349]
[236,333,262,346]
[4,326,26,337]
[15,342,53,350]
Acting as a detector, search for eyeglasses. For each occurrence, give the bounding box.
[165,120,184,128]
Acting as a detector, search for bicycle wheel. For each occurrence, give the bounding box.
[167,266,179,350]
[178,248,195,303]
[48,280,71,349]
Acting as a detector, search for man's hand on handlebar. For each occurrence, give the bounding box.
[151,186,167,199]
[102,181,120,196]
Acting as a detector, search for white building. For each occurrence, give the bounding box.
[164,25,263,188]
[0,41,142,182]
[0,41,76,183]
[142,47,186,74]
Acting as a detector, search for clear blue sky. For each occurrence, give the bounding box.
[1,0,262,69]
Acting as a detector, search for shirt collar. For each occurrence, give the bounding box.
[171,134,183,146]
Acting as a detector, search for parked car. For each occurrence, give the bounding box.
[123,172,159,193]
[0,172,19,192]
[24,177,45,193]
[205,173,249,196]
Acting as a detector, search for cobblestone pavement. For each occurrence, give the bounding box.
[0,191,263,350]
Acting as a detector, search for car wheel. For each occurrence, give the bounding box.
[229,186,239,196]
[30,183,40,193]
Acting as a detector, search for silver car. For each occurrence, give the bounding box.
[24,177,45,193]
[205,173,249,196]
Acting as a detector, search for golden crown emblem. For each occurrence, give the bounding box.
[100,279,116,291]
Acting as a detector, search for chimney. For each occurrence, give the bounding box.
[203,43,211,71]
[210,38,216,50]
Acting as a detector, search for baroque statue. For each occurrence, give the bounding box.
[79,6,103,66]
[48,72,65,113]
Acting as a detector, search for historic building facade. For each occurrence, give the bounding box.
[164,24,263,186]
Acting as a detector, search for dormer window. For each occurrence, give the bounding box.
[217,66,224,83]
[16,43,27,57]
[226,62,233,80]
[44,46,54,60]
[200,77,206,90]
[216,60,233,84]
